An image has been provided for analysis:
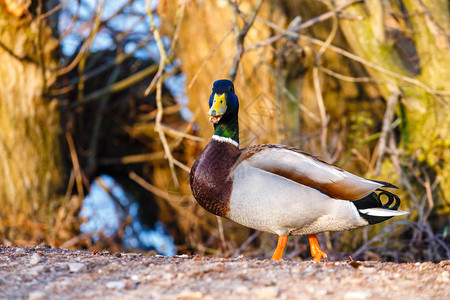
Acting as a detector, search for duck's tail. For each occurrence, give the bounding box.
[353,190,408,225]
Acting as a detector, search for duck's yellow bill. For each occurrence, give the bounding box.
[207,93,227,123]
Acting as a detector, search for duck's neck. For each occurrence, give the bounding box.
[213,116,239,146]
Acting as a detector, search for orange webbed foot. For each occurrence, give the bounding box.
[271,235,288,261]
[308,234,327,262]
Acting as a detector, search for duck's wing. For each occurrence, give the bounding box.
[233,144,396,201]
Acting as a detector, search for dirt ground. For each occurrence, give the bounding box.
[0,246,449,300]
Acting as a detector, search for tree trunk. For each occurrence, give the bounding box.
[0,3,65,242]
[336,0,450,214]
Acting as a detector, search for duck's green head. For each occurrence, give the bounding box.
[207,79,239,124]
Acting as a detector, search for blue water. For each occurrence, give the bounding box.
[79,174,176,256]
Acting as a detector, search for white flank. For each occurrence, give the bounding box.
[228,161,369,236]
[212,135,239,147]
[358,208,408,217]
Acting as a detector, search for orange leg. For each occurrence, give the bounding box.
[271,235,288,261]
[308,234,327,262]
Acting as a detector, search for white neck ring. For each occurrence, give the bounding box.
[212,135,239,147]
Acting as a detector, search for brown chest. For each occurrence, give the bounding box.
[190,140,240,218]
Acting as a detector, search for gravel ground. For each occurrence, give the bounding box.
[0,246,449,300]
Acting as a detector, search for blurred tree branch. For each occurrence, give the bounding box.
[228,0,262,81]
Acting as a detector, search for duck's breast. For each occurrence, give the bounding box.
[190,140,240,217]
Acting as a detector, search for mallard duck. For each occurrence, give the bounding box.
[190,79,407,262]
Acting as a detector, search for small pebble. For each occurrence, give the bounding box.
[28,266,50,276]
[419,263,432,271]
[131,275,140,281]
[343,291,370,300]
[106,281,126,289]
[126,281,139,290]
[15,248,26,253]
[436,271,449,283]
[173,290,202,299]
[68,262,86,273]
[234,286,249,295]
[253,287,279,299]
[360,267,376,273]
[29,253,42,266]
[54,279,71,286]
[439,260,450,267]
[122,253,142,257]
[28,291,46,300]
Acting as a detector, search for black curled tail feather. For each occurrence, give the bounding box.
[353,189,401,225]
[377,189,401,210]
